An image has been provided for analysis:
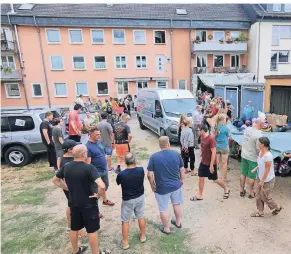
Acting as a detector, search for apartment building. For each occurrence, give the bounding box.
[244,4,291,117]
[1,4,251,110]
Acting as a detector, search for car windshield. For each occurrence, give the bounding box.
[162,98,196,117]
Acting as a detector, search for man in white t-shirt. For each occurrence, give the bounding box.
[240,119,263,198]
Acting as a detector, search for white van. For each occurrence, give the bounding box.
[136,89,196,142]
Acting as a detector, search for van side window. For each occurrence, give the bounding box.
[155,100,162,113]
[1,117,10,132]
[8,116,35,132]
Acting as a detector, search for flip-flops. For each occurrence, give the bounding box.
[250,212,264,218]
[74,246,88,254]
[117,239,129,250]
[159,225,170,235]
[223,190,230,199]
[272,206,282,215]
[190,196,203,201]
[171,219,182,229]
[140,235,147,243]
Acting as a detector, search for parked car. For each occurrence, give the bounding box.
[1,108,66,167]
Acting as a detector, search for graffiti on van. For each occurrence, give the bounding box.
[137,97,155,116]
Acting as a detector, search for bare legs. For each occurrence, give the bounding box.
[217,153,229,183]
[240,175,255,197]
[121,218,146,247]
[197,177,228,199]
[160,204,182,233]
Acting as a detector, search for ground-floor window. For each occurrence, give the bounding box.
[117,81,129,95]
[178,80,187,90]
[156,81,168,89]
[97,82,109,95]
[54,83,67,97]
[76,82,88,96]
[137,81,148,89]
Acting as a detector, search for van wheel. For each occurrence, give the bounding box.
[4,146,31,167]
[138,117,146,130]
[160,128,167,137]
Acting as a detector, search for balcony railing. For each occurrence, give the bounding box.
[193,67,208,74]
[1,69,21,81]
[193,41,247,52]
[213,66,248,73]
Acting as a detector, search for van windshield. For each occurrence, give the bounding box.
[162,98,196,117]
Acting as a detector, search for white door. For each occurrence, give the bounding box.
[117,81,129,98]
[156,55,165,72]
[137,81,148,90]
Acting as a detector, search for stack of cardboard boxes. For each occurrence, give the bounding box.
[266,114,288,130]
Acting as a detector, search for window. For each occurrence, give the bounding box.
[8,116,35,132]
[69,29,83,44]
[32,83,43,97]
[54,83,67,97]
[213,31,225,42]
[273,4,281,11]
[117,81,129,95]
[97,82,109,95]
[1,117,10,132]
[50,56,64,70]
[94,56,106,69]
[270,50,290,70]
[76,82,88,96]
[272,26,280,46]
[270,51,278,71]
[231,55,240,68]
[156,81,168,89]
[197,55,207,67]
[133,30,146,44]
[18,4,35,10]
[91,30,104,44]
[280,26,291,39]
[230,31,241,40]
[278,51,289,63]
[1,56,15,69]
[136,55,147,69]
[178,80,187,90]
[72,56,86,70]
[154,31,166,44]
[156,55,165,72]
[196,30,207,42]
[5,83,20,98]
[137,81,148,89]
[176,9,187,15]
[115,56,127,69]
[113,30,126,44]
[214,55,224,67]
[285,4,291,12]
[46,29,60,44]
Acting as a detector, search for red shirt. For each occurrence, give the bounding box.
[68,110,83,135]
[201,135,217,166]
[210,106,219,117]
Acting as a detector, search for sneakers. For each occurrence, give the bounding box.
[108,167,115,172]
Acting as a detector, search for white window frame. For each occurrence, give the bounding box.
[136,81,148,90]
[117,81,129,96]
[31,83,43,98]
[45,28,61,44]
[90,29,105,44]
[1,55,16,69]
[156,55,166,72]
[5,83,21,99]
[72,56,86,70]
[50,55,64,71]
[213,31,225,42]
[213,55,225,67]
[273,4,281,12]
[68,29,83,44]
[112,29,126,44]
[93,55,107,70]
[153,30,166,44]
[133,30,146,44]
[115,55,127,69]
[135,55,147,69]
[230,31,241,40]
[54,82,68,97]
[195,30,207,42]
[230,54,240,68]
[75,82,89,96]
[178,80,187,90]
[96,81,109,96]
[196,54,207,67]
[156,81,168,89]
[275,50,290,64]
[285,4,291,12]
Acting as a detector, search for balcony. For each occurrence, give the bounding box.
[193,67,208,74]
[192,41,247,53]
[1,69,21,81]
[1,28,15,52]
[193,66,248,74]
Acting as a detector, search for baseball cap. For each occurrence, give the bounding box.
[62,140,80,152]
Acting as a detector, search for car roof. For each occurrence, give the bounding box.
[1,108,60,116]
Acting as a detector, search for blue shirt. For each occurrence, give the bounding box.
[147,150,183,195]
[215,124,229,149]
[86,140,107,173]
[116,167,144,201]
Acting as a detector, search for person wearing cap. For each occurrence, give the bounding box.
[192,105,203,149]
[116,152,146,250]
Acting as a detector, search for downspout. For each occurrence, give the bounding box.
[257,5,266,83]
[189,20,192,92]
[7,14,29,109]
[34,16,51,108]
[170,19,174,89]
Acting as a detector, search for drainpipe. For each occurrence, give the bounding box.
[170,19,174,89]
[34,16,51,108]
[7,14,29,109]
[189,20,192,92]
[256,5,266,83]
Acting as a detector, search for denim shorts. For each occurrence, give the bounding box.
[98,171,109,191]
[155,188,183,212]
[216,147,229,155]
[121,195,145,222]
[56,149,63,158]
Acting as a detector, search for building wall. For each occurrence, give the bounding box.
[247,22,259,76]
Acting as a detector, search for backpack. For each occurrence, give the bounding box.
[106,102,112,114]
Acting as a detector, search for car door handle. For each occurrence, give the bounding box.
[1,134,8,138]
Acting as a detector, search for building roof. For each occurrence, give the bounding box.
[249,4,291,19]
[1,4,251,21]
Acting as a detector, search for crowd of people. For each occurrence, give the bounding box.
[37,92,283,254]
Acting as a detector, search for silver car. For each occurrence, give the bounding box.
[1,108,65,167]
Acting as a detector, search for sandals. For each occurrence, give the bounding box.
[139,234,147,243]
[191,171,198,176]
[190,196,203,201]
[250,212,264,218]
[117,239,129,250]
[272,206,282,216]
[159,225,170,235]
[74,246,88,254]
[240,190,246,197]
[248,194,256,199]
[223,190,230,199]
[171,219,182,228]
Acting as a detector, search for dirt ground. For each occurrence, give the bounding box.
[1,114,291,254]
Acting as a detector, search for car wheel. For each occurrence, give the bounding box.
[160,128,167,137]
[138,117,146,130]
[5,146,31,167]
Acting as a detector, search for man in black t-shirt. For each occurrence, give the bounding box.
[40,111,57,169]
[52,144,106,254]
